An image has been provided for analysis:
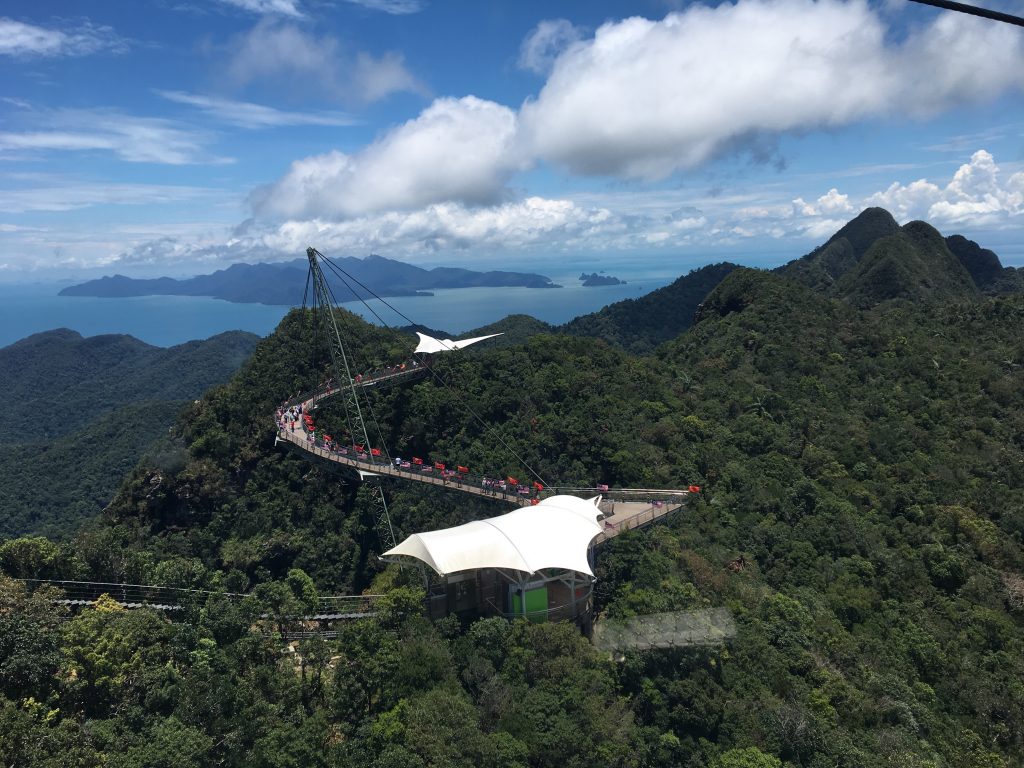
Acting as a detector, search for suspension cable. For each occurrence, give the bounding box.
[309,258,394,459]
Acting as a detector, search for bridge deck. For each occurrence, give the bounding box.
[278,426,686,516]
[593,500,683,543]
[277,426,538,505]
[276,424,687,541]
[285,365,427,409]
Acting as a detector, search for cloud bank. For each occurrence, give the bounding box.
[254,0,1024,227]
[868,150,1024,226]
[518,0,1024,178]
[249,150,1024,261]
[24,147,1019,275]
[254,97,521,219]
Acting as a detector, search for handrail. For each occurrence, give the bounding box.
[282,364,427,409]
[276,422,692,508]
[15,579,384,615]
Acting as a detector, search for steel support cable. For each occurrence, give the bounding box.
[313,250,548,488]
[307,253,364,465]
[317,254,395,329]
[320,252,547,487]
[313,258,393,463]
[306,249,396,550]
[907,0,1024,26]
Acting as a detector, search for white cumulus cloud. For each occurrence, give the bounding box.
[255,96,522,220]
[517,0,1024,179]
[518,20,583,75]
[792,188,854,217]
[0,17,127,57]
[867,150,1023,226]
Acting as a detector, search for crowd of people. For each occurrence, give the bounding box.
[275,397,695,506]
[275,402,546,503]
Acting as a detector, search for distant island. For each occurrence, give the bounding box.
[59,254,561,306]
[579,272,625,286]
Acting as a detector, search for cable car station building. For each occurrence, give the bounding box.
[382,495,604,628]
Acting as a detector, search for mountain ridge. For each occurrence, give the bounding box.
[59,254,560,305]
[777,206,1021,306]
[0,328,260,537]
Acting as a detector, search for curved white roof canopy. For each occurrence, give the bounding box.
[414,331,503,355]
[382,495,604,577]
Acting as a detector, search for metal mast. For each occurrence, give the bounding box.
[306,247,396,551]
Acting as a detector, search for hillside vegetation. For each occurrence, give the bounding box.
[562,262,739,354]
[0,329,259,537]
[1,210,1023,767]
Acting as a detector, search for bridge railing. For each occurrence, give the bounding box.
[17,579,383,618]
[311,595,381,617]
[592,503,679,545]
[16,579,221,609]
[277,423,693,509]
[282,364,428,410]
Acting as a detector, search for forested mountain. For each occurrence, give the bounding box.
[2,210,1023,767]
[778,207,1022,306]
[945,234,1024,294]
[830,220,979,307]
[0,329,259,537]
[0,329,259,443]
[776,207,901,292]
[561,262,740,353]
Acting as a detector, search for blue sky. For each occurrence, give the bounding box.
[1,0,1022,282]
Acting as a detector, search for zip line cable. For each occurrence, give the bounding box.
[308,248,548,488]
[907,0,1024,26]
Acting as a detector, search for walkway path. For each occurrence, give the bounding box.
[275,414,690,540]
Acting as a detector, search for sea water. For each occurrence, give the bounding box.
[0,278,670,349]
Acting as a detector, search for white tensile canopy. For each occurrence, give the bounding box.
[382,495,604,577]
[413,331,503,355]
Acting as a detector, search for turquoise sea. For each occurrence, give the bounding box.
[0,278,671,349]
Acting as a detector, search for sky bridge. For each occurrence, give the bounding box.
[268,247,701,629]
[275,410,691,541]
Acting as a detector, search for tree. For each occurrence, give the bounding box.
[0,576,64,700]
[713,746,782,768]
